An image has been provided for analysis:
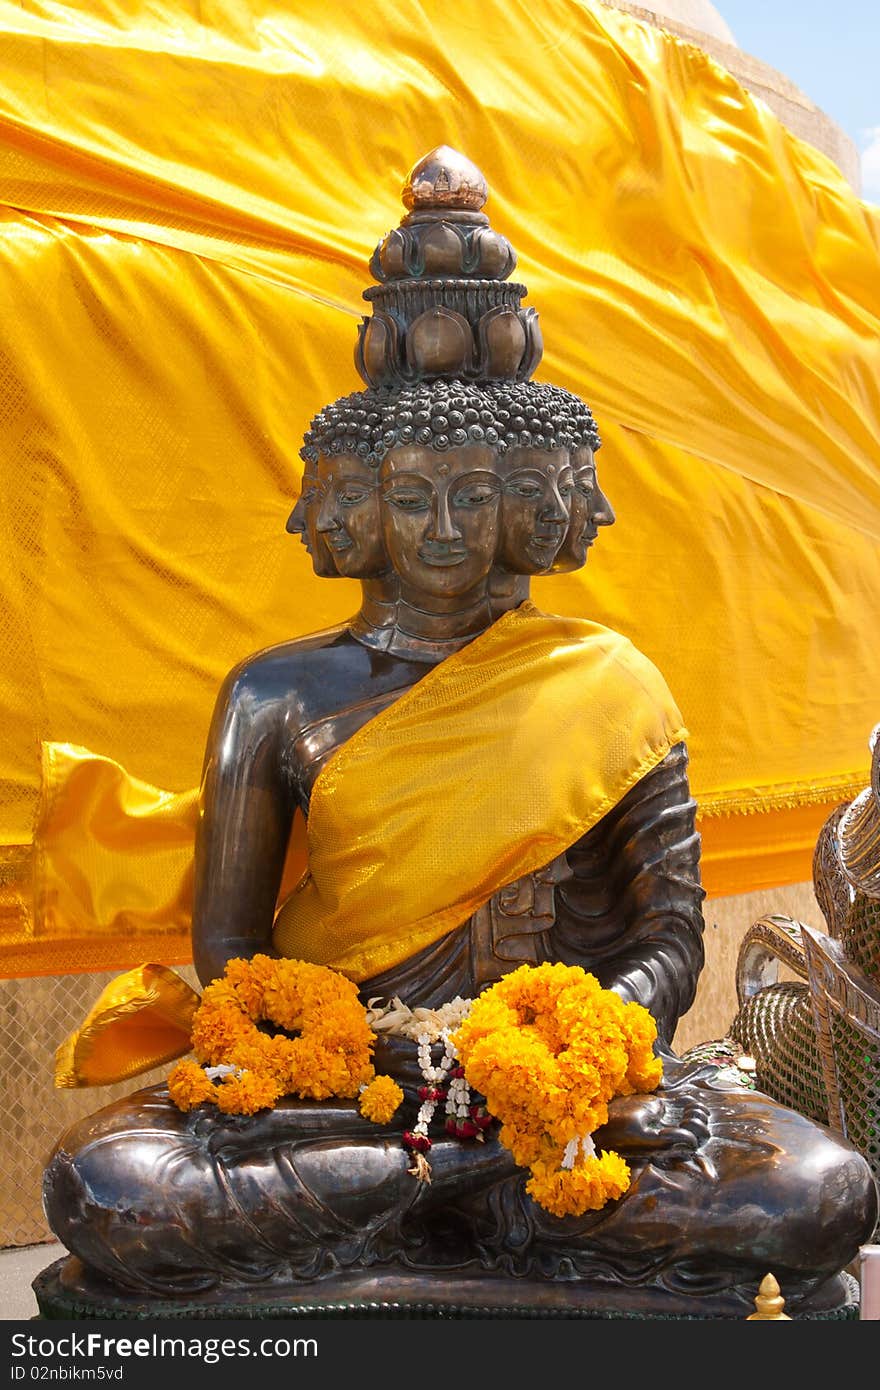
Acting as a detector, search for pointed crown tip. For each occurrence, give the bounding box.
[402,146,488,212]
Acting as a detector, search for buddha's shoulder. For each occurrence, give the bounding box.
[226,622,349,676]
[214,624,415,725]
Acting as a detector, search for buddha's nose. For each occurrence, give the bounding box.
[316,494,340,532]
[428,491,462,542]
[593,486,615,527]
[286,501,305,534]
[540,484,569,524]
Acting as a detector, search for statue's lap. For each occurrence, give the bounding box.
[42,1066,877,1316]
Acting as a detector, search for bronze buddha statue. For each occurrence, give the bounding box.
[40,147,877,1319]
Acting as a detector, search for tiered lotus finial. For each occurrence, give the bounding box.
[355,146,543,388]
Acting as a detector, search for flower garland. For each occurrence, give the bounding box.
[451,961,663,1217]
[167,954,403,1121]
[166,957,663,1219]
[365,994,490,1179]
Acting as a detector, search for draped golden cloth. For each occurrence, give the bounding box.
[1,0,879,976]
[56,602,685,1085]
[273,602,687,980]
[54,962,199,1088]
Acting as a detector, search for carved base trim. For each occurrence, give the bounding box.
[33,1258,859,1321]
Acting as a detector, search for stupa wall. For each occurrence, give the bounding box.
[601,1,861,191]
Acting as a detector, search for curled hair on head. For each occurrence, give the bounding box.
[300,378,601,467]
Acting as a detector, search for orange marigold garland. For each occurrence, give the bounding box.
[167,954,402,1122]
[451,961,663,1218]
[166,955,660,1212]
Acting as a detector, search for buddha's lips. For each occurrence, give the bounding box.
[325,533,354,551]
[418,546,467,566]
[529,531,564,552]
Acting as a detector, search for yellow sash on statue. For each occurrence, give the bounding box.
[272,600,688,981]
[55,600,686,1086]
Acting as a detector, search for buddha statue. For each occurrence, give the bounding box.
[40,147,877,1320]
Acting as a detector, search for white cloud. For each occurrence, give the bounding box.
[859,127,880,205]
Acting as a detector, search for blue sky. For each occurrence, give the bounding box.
[715,1,880,200]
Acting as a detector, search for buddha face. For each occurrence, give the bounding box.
[553,447,615,572]
[380,443,500,598]
[286,464,336,578]
[311,455,388,578]
[497,447,573,574]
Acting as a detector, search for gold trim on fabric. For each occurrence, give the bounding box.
[697,774,867,817]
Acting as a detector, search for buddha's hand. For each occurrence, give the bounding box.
[592,1092,711,1159]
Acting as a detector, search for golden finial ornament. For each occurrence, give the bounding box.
[358,144,536,388]
[747,1273,792,1319]
[401,145,489,212]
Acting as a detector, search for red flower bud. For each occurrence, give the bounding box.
[402,1130,432,1154]
[455,1119,479,1138]
[469,1104,493,1130]
[450,1066,465,1079]
[418,1085,446,1102]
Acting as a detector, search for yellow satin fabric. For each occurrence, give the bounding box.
[23,744,198,979]
[18,742,309,980]
[54,962,199,1087]
[273,602,687,980]
[36,743,198,939]
[25,742,848,983]
[1,1,879,976]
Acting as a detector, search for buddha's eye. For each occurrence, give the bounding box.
[338,487,372,507]
[506,481,543,499]
[558,482,574,499]
[453,485,497,508]
[385,490,431,513]
[575,471,597,497]
[300,487,317,505]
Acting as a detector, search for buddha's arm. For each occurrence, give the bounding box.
[192,663,294,987]
[551,743,705,1046]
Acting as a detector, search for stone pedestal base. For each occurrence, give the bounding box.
[33,1257,859,1321]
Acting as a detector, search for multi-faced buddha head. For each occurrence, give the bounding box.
[291,149,614,600]
[294,378,605,595]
